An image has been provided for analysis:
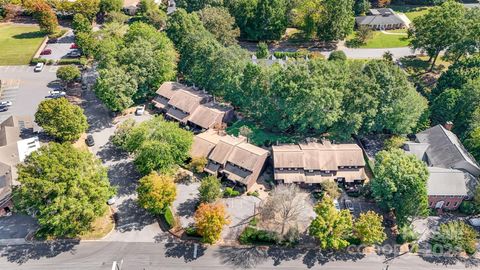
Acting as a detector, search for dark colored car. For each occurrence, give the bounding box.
[0,106,8,112]
[40,49,52,55]
[85,135,95,147]
[67,50,81,58]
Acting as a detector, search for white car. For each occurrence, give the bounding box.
[0,100,12,107]
[48,90,66,98]
[107,197,116,205]
[333,199,341,211]
[34,62,44,72]
[135,105,145,115]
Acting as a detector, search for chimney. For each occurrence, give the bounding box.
[444,121,453,131]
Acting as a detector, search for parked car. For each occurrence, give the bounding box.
[135,105,145,115]
[333,199,341,211]
[66,50,81,58]
[85,134,95,147]
[34,62,44,72]
[40,49,52,55]
[48,90,66,98]
[344,199,354,213]
[0,106,8,112]
[0,100,12,107]
[70,43,78,49]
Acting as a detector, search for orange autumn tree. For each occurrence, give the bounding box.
[194,202,230,244]
[24,0,59,33]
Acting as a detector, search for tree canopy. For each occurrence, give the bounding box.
[197,6,240,46]
[198,175,223,203]
[35,98,89,142]
[112,116,193,174]
[370,149,429,226]
[56,65,81,84]
[13,143,114,238]
[353,211,386,245]
[309,196,353,250]
[137,172,177,215]
[194,202,230,244]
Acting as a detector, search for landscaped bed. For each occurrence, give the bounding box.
[0,24,46,65]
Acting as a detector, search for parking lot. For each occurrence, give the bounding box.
[41,30,77,61]
[0,65,59,123]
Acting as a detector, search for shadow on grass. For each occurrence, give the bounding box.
[12,31,45,39]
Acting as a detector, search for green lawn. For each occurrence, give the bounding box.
[389,5,432,21]
[226,119,300,147]
[347,29,409,49]
[0,24,46,65]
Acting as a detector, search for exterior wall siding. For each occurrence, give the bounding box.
[428,195,464,210]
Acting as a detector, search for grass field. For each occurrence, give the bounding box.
[347,29,409,48]
[0,24,45,65]
[389,5,431,21]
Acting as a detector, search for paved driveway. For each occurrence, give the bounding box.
[0,65,59,123]
[0,214,37,242]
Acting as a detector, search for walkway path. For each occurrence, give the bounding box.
[381,30,408,35]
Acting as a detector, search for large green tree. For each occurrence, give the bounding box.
[316,0,354,41]
[72,13,92,35]
[13,143,114,238]
[309,196,353,250]
[99,0,122,13]
[137,172,177,215]
[197,6,240,46]
[72,0,100,20]
[353,211,386,245]
[247,0,288,41]
[408,0,466,70]
[94,67,138,112]
[56,65,81,85]
[35,98,89,142]
[113,117,193,174]
[371,149,429,226]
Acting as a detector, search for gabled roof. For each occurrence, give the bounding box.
[227,142,269,171]
[355,14,406,26]
[190,130,222,158]
[187,103,231,130]
[416,125,480,175]
[168,89,206,114]
[208,135,245,165]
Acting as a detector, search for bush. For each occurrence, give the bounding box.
[57,59,82,65]
[273,50,309,59]
[384,135,407,150]
[255,42,268,59]
[459,201,477,215]
[239,227,279,245]
[328,51,347,61]
[164,206,175,228]
[224,187,240,197]
[247,191,259,197]
[189,156,207,173]
[396,225,419,244]
[430,221,478,255]
[249,217,258,226]
[185,226,200,237]
[46,59,55,65]
[31,58,47,64]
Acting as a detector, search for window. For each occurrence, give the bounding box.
[309,169,313,173]
[429,201,432,207]
[325,170,330,174]
[280,168,283,171]
[453,202,458,207]
[446,201,450,207]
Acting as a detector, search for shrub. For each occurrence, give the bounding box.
[384,135,407,150]
[46,59,55,65]
[328,51,347,61]
[396,225,419,244]
[198,175,222,203]
[31,58,47,64]
[430,221,478,255]
[249,217,258,226]
[255,42,268,59]
[185,226,200,237]
[239,227,279,245]
[57,59,82,65]
[189,156,207,173]
[459,201,477,215]
[224,187,240,197]
[164,206,175,228]
[273,50,309,59]
[247,191,260,197]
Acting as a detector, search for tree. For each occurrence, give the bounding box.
[13,143,114,238]
[72,0,100,20]
[321,181,340,199]
[382,51,394,63]
[434,54,480,98]
[243,0,288,41]
[72,13,92,35]
[255,42,268,58]
[99,0,122,13]
[317,0,354,41]
[137,172,177,215]
[197,6,240,46]
[353,211,386,245]
[430,221,478,255]
[56,65,81,85]
[444,7,480,62]
[94,67,138,112]
[198,175,223,203]
[370,149,429,226]
[176,0,224,12]
[35,98,89,142]
[430,88,461,125]
[238,125,253,141]
[138,0,167,29]
[114,117,193,174]
[328,51,347,61]
[75,31,97,57]
[292,0,323,38]
[353,0,370,15]
[194,202,230,244]
[30,0,59,34]
[408,0,466,70]
[356,25,373,44]
[465,127,480,162]
[188,156,208,173]
[383,135,406,150]
[309,196,353,250]
[260,185,310,235]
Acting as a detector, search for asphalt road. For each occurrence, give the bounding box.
[0,241,475,270]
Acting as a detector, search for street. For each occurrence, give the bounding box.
[0,241,476,269]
